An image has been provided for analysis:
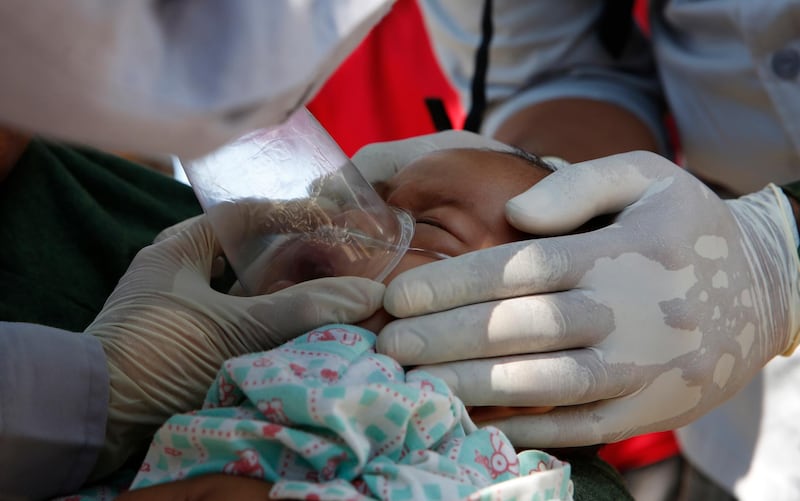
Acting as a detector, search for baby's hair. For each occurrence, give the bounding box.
[490,147,557,174]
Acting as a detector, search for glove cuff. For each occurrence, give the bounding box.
[780,179,800,252]
[769,183,800,355]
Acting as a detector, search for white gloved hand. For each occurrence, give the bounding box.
[351,129,514,184]
[86,215,384,476]
[376,151,800,448]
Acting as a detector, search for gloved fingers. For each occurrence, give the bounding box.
[486,397,683,449]
[351,130,513,185]
[409,348,633,408]
[385,154,704,320]
[384,229,627,318]
[350,141,405,185]
[154,215,239,279]
[384,241,562,318]
[236,276,386,341]
[377,291,609,364]
[506,150,672,234]
[418,129,514,150]
[137,214,223,280]
[484,407,610,448]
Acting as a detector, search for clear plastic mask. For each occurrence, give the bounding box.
[183,108,414,295]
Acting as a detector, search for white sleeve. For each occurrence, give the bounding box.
[0,0,393,159]
[419,0,669,153]
[0,322,109,499]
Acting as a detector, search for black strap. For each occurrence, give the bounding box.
[460,0,631,132]
[462,0,494,133]
[424,97,454,131]
[598,0,635,59]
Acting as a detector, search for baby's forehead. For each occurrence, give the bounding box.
[375,147,549,200]
[401,148,548,178]
[398,148,500,175]
[379,149,471,189]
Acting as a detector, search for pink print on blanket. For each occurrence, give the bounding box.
[125,324,573,500]
[474,429,520,479]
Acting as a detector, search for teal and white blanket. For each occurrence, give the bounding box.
[65,324,572,501]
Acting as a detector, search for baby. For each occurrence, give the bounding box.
[362,146,553,329]
[361,147,559,424]
[76,147,575,501]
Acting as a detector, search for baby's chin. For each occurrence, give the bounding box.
[467,405,555,424]
[356,307,394,333]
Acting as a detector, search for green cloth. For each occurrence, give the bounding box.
[0,138,632,500]
[0,138,202,331]
[568,451,634,501]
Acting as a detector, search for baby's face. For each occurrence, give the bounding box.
[359,148,550,331]
[375,148,550,284]
[364,148,557,421]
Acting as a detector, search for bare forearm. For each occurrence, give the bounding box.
[492,98,660,162]
[116,475,275,501]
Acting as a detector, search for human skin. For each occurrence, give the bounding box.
[115,473,274,501]
[358,147,550,330]
[118,148,554,500]
[493,97,659,164]
[358,148,556,422]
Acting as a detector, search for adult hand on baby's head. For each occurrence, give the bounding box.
[377,151,800,448]
[351,129,513,184]
[86,215,384,478]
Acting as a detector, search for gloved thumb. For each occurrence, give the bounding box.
[129,214,223,290]
[505,151,658,234]
[252,276,387,337]
[154,214,231,278]
[352,130,514,185]
[153,214,205,244]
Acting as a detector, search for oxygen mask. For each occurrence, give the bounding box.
[182,107,414,295]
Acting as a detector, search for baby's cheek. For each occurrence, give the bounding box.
[381,251,439,284]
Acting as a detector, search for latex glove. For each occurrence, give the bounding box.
[351,129,514,184]
[377,151,800,448]
[86,215,384,476]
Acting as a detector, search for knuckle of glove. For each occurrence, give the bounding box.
[245,289,357,344]
[153,215,205,244]
[351,145,402,184]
